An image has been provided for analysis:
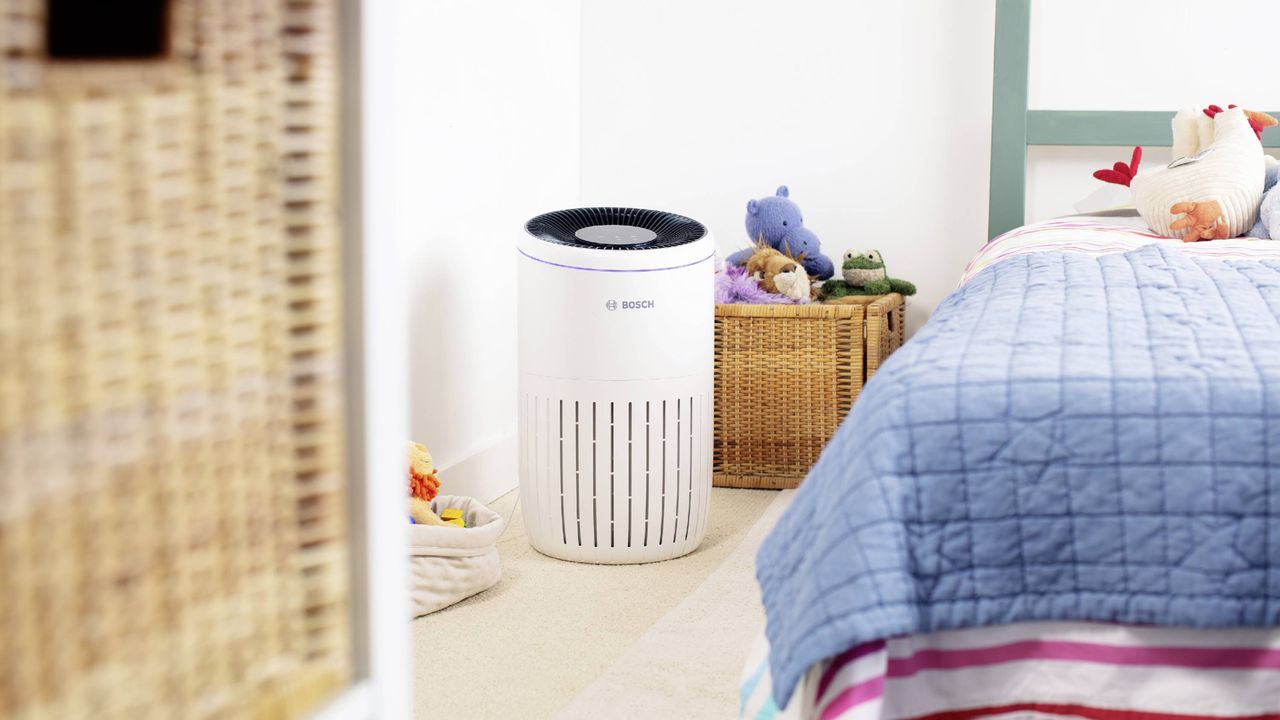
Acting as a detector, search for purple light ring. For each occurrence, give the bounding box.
[517,248,714,273]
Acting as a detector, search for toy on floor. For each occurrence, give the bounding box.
[406,441,469,527]
[725,186,835,280]
[715,262,800,304]
[1093,105,1277,241]
[408,440,453,526]
[409,498,467,527]
[745,245,813,302]
[440,508,467,528]
[410,497,449,526]
[409,441,441,501]
[821,250,917,299]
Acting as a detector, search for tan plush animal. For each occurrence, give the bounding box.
[745,245,812,302]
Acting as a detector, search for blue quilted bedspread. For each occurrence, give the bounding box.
[757,243,1280,705]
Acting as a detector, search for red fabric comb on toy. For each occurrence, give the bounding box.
[1205,104,1268,140]
[1093,146,1142,187]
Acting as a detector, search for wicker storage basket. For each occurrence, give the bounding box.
[0,2,348,717]
[713,295,905,489]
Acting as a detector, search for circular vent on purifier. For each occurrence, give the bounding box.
[517,207,715,565]
[525,207,707,251]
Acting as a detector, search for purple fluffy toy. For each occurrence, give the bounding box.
[715,263,799,304]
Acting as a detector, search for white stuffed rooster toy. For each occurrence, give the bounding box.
[1094,105,1277,241]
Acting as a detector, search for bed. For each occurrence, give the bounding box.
[743,2,1280,718]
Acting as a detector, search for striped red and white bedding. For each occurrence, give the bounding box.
[742,218,1280,720]
[741,622,1280,720]
[960,215,1280,286]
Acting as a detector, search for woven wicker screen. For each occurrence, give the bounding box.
[0,1,351,717]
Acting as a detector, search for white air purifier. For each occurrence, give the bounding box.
[518,208,714,564]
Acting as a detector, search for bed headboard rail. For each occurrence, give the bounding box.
[988,0,1280,240]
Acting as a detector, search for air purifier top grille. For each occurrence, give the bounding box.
[526,207,707,251]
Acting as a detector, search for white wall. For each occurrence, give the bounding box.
[580,0,1280,334]
[580,0,996,336]
[400,0,580,501]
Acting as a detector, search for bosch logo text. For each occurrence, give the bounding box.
[606,299,654,311]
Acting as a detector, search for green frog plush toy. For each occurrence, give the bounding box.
[822,249,917,298]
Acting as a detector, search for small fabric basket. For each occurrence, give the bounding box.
[409,494,504,617]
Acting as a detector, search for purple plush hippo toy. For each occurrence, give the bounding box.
[726,185,835,280]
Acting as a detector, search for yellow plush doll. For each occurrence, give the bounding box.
[406,441,467,527]
[408,441,445,525]
[410,497,448,526]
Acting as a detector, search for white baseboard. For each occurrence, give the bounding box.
[437,434,518,504]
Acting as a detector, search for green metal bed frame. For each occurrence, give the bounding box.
[988,0,1280,239]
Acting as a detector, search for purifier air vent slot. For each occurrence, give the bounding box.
[609,403,615,548]
[592,402,598,548]
[627,401,633,548]
[522,391,708,557]
[644,400,651,547]
[558,399,566,545]
[659,399,667,546]
[575,401,581,546]
[686,396,695,542]
[525,207,707,251]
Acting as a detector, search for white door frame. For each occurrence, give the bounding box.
[314,0,411,717]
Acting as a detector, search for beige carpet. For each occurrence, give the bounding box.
[411,487,789,719]
[559,489,793,719]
